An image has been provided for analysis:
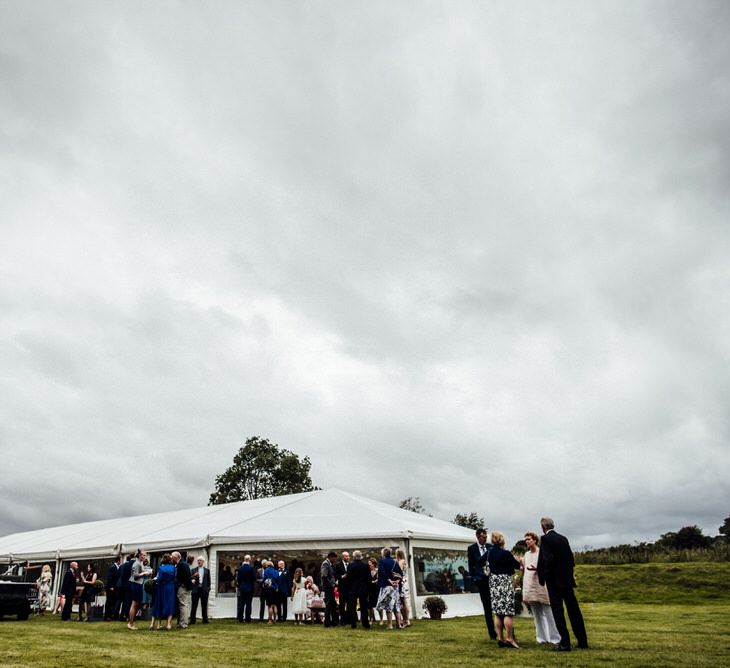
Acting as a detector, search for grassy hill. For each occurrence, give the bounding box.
[575,561,730,604]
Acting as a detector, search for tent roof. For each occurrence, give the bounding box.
[0,489,474,560]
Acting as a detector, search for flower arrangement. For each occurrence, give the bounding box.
[422,596,447,619]
[94,579,105,591]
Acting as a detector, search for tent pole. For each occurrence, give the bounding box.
[405,536,418,620]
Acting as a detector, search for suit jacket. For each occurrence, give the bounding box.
[61,567,77,597]
[334,560,350,595]
[117,559,133,588]
[236,563,255,593]
[276,568,291,594]
[345,559,370,597]
[467,542,491,583]
[537,530,576,589]
[192,566,211,591]
[176,561,193,590]
[321,559,336,590]
[106,563,119,592]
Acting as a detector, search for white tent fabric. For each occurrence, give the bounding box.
[0,489,474,561]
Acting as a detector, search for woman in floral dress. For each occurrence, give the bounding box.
[487,531,522,649]
[36,565,53,614]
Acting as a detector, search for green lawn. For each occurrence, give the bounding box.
[3,562,729,667]
[1,604,729,667]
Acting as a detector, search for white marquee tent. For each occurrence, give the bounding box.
[0,489,482,618]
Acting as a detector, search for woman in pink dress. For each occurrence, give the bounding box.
[522,531,561,644]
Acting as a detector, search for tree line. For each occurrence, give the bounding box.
[575,521,730,564]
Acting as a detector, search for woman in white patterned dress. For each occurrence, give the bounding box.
[290,568,308,625]
[36,565,53,614]
[395,549,411,628]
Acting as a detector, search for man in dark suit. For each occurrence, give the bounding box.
[190,556,211,624]
[334,551,350,622]
[116,554,134,621]
[236,554,255,623]
[60,562,78,621]
[467,528,498,640]
[173,551,192,628]
[536,517,588,651]
[104,556,121,620]
[321,552,338,627]
[276,560,291,622]
[346,550,371,629]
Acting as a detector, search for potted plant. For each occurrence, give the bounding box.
[422,596,447,619]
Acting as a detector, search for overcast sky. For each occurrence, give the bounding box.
[1,1,728,549]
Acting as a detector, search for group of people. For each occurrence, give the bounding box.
[467,517,588,652]
[232,547,412,631]
[53,549,211,631]
[49,562,100,620]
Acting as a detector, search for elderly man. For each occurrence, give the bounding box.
[346,551,371,629]
[236,554,255,623]
[321,552,338,627]
[172,551,192,629]
[276,560,291,622]
[190,556,211,624]
[60,562,78,621]
[536,517,588,652]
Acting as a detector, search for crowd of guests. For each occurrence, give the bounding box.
[467,517,588,652]
[29,545,414,633]
[46,549,211,630]
[232,547,412,630]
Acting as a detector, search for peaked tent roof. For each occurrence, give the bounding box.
[0,489,475,560]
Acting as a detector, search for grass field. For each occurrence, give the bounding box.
[1,562,728,667]
[575,561,730,604]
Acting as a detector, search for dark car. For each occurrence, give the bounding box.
[0,573,38,620]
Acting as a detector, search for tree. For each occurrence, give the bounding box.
[209,436,315,505]
[719,516,730,540]
[511,539,528,555]
[658,525,711,550]
[399,497,431,516]
[453,512,485,530]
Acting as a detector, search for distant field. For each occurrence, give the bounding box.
[575,561,730,604]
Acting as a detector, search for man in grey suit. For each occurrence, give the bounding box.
[320,552,338,627]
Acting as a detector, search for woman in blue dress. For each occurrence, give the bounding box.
[150,553,176,630]
[261,560,280,624]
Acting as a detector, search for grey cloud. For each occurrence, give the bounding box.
[1,1,728,546]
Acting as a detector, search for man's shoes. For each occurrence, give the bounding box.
[554,645,571,652]
[577,643,589,649]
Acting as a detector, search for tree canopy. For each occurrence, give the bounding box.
[399,496,432,516]
[453,512,485,530]
[657,525,712,550]
[209,436,316,505]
